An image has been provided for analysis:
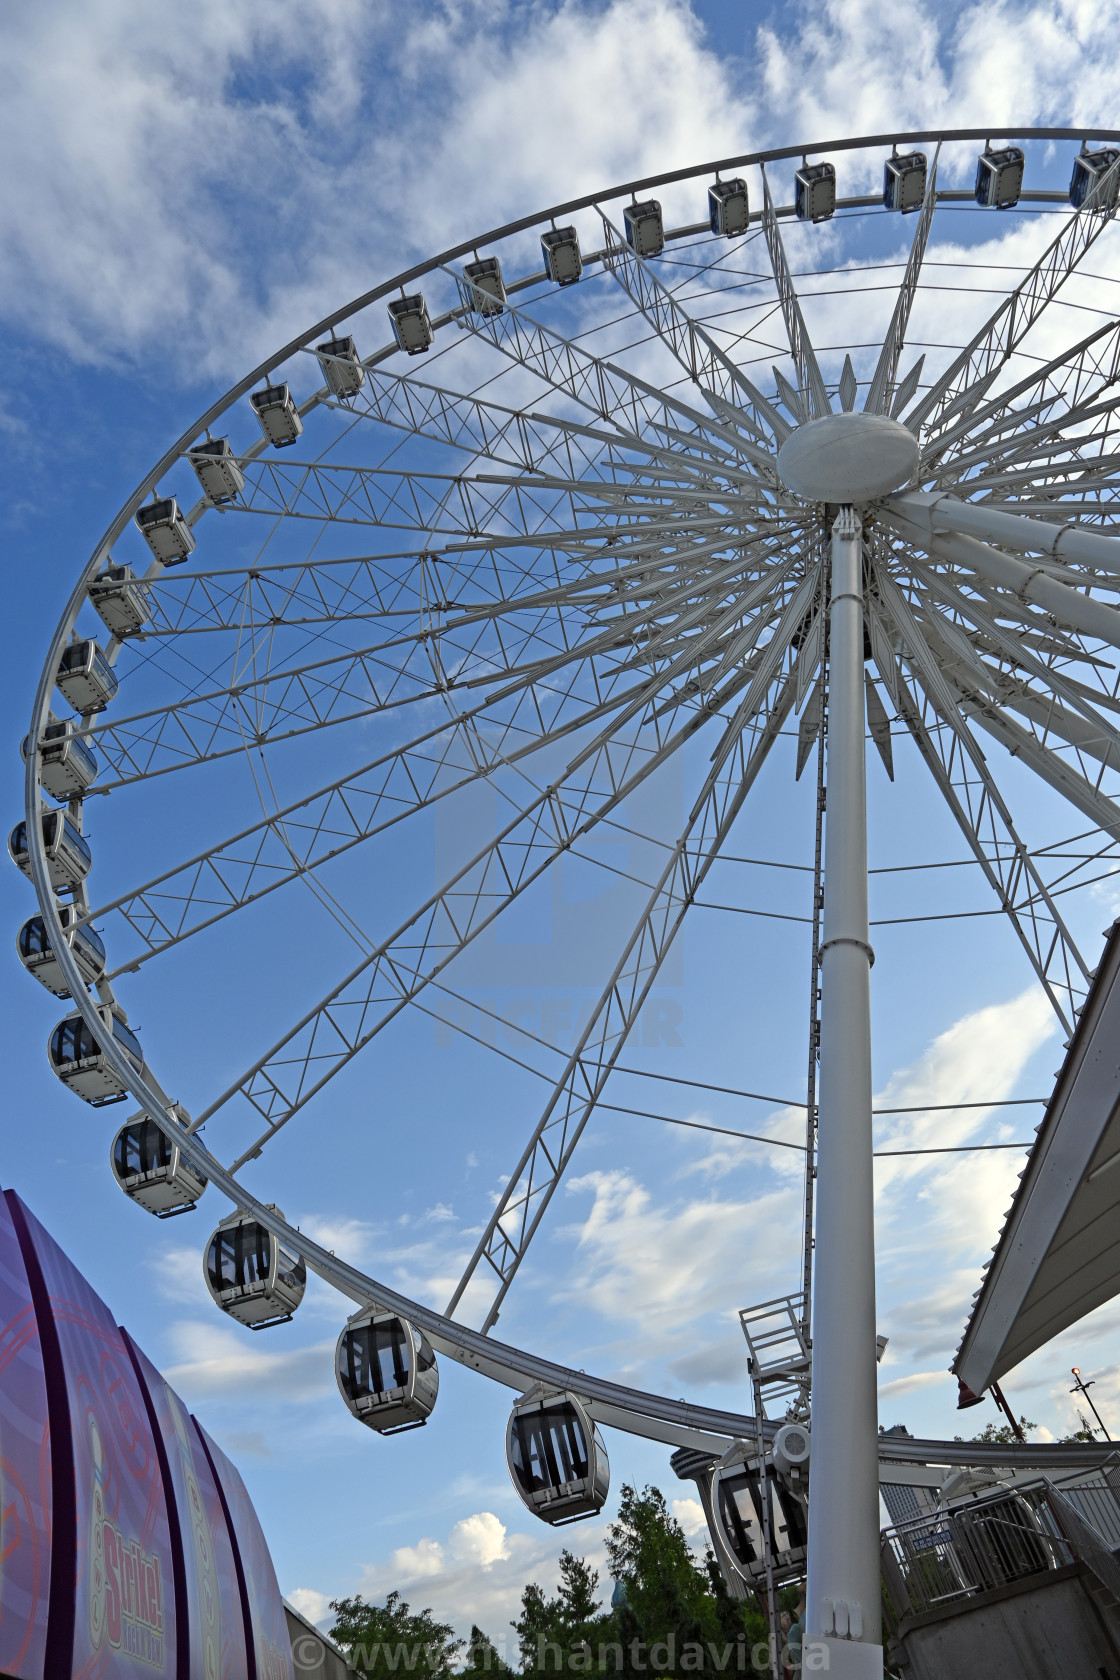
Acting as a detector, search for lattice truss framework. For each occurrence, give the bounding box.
[44,135,1120,1332]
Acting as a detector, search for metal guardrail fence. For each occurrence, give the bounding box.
[881,1465,1120,1632]
[881,1482,1074,1626]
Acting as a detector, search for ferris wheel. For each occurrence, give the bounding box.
[18,126,1120,1676]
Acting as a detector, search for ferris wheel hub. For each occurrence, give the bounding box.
[776,411,919,505]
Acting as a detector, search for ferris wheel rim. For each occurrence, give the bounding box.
[22,124,1120,1461]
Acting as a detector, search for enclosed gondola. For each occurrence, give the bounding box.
[387,294,433,355]
[189,437,245,504]
[462,256,506,316]
[136,497,196,565]
[250,383,303,447]
[708,177,749,237]
[541,227,583,286]
[48,1006,143,1105]
[883,150,927,212]
[204,1206,306,1327]
[623,199,664,258]
[711,1454,808,1585]
[335,1309,438,1433]
[975,144,1025,208]
[316,334,365,397]
[9,811,92,891]
[88,562,151,637]
[56,638,118,715]
[505,1391,609,1525]
[18,907,106,995]
[795,160,836,223]
[1070,145,1120,209]
[22,717,98,801]
[111,1108,207,1216]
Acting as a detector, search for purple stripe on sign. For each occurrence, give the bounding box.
[6,1189,74,1680]
[192,1423,294,1680]
[123,1330,190,1680]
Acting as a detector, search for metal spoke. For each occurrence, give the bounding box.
[189,571,807,1160]
[759,165,831,420]
[597,208,788,457]
[864,144,940,415]
[870,560,1089,1030]
[908,155,1120,448]
[447,268,771,473]
[447,571,822,1331]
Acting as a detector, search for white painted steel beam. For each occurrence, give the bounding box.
[881,507,1120,649]
[889,488,1120,575]
[805,509,883,1677]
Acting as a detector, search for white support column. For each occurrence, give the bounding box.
[803,507,883,1678]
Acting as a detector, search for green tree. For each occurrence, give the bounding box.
[461,1625,514,1677]
[604,1484,755,1675]
[971,1417,1037,1444]
[513,1550,609,1676]
[328,1591,462,1677]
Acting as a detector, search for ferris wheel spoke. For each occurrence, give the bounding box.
[596,208,788,458]
[325,363,754,497]
[92,552,800,967]
[904,560,1120,762]
[92,524,793,787]
[87,596,598,786]
[925,318,1120,469]
[189,586,798,1159]
[938,396,1120,488]
[864,144,940,416]
[446,613,817,1333]
[903,584,1120,809]
[446,270,773,481]
[759,165,831,422]
[89,638,702,970]
[909,156,1120,450]
[870,568,1090,1029]
[228,457,612,542]
[883,501,1120,650]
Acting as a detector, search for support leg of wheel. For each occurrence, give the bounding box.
[805,506,883,1677]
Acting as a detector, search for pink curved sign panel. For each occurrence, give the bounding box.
[1,1189,292,1680]
[0,1193,51,1680]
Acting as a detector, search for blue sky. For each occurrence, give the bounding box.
[6,0,1120,1643]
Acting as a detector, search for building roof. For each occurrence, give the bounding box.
[954,919,1120,1393]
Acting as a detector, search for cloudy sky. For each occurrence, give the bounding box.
[6,0,1120,1646]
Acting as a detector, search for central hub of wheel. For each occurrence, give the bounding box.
[776,410,919,504]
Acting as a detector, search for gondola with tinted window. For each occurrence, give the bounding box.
[505,1391,609,1525]
[204,1207,306,1328]
[88,562,151,638]
[48,1005,143,1104]
[111,1108,207,1217]
[711,1452,808,1585]
[22,716,98,801]
[336,1309,439,1433]
[18,907,106,995]
[55,639,119,715]
[9,811,92,891]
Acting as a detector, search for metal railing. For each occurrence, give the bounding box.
[881,1481,1075,1626]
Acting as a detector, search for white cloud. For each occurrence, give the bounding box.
[288,1587,333,1627]
[355,1511,606,1646]
[878,1368,954,1401]
[450,1511,512,1569]
[671,1496,707,1537]
[162,1319,337,1403]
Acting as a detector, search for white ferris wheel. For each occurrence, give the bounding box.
[18,127,1120,1677]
